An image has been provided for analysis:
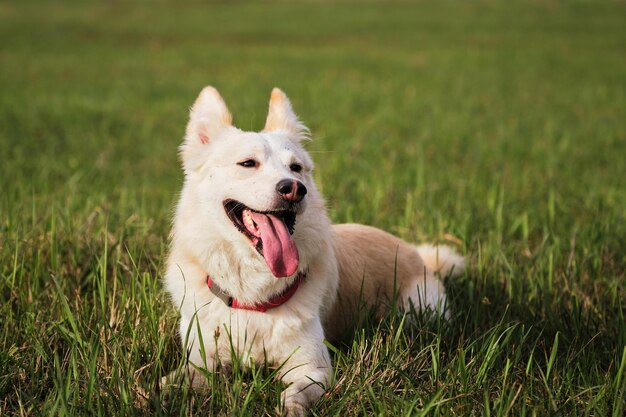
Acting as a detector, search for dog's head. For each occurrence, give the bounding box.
[178,87,319,278]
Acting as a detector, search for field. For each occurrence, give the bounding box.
[1,0,625,415]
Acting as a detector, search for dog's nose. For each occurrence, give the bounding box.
[276,179,307,203]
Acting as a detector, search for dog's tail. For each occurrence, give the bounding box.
[416,244,465,278]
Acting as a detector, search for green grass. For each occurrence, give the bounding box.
[1,0,625,415]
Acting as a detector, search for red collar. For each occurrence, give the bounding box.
[206,271,306,312]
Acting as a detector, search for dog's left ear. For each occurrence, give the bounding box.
[263,88,309,139]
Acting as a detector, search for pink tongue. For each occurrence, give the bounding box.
[249,212,299,278]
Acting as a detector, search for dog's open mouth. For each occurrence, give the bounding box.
[223,200,299,278]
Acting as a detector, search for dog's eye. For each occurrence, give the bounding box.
[238,159,258,168]
[289,163,302,173]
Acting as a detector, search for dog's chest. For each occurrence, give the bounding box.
[189,301,305,366]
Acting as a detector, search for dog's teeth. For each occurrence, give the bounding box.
[242,209,260,237]
[243,210,253,226]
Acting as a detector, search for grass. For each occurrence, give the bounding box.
[1,0,625,415]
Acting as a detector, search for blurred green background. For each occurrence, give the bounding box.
[1,1,625,415]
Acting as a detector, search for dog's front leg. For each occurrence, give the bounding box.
[277,320,331,417]
[162,312,221,389]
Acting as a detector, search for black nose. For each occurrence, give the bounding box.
[276,179,307,202]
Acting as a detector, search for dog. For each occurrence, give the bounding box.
[164,86,464,416]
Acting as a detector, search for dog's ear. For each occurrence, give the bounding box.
[181,87,232,170]
[263,88,309,139]
[186,86,232,144]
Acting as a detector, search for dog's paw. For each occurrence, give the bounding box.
[280,384,323,417]
[161,367,209,390]
[281,401,307,417]
[161,370,182,388]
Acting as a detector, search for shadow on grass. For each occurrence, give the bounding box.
[445,271,625,371]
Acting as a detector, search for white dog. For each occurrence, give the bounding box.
[164,86,464,416]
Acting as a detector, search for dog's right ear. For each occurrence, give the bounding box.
[181,87,232,169]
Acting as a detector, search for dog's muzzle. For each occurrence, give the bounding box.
[223,199,300,278]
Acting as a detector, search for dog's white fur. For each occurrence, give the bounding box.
[164,87,464,416]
